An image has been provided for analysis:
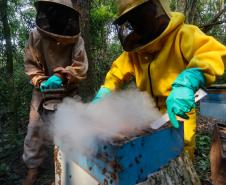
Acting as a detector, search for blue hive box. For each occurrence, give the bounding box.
[200,86,226,121]
[56,124,184,185]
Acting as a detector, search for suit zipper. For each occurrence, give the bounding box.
[148,62,160,110]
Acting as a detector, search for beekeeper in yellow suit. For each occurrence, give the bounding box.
[93,0,226,159]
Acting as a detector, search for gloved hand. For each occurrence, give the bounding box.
[40,75,63,92]
[92,87,111,103]
[166,68,205,128]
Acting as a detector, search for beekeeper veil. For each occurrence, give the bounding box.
[35,0,80,36]
[114,0,171,51]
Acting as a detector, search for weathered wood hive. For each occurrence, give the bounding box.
[210,122,226,185]
[200,85,226,184]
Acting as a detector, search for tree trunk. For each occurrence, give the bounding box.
[185,0,198,24]
[75,0,96,100]
[0,0,18,135]
[138,153,201,185]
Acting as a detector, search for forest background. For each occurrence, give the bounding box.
[0,0,225,184]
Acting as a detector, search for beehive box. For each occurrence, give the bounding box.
[55,123,184,185]
[200,85,226,121]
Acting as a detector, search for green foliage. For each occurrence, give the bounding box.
[0,64,32,130]
[13,59,33,125]
[89,0,122,91]
[91,4,115,24]
[0,132,24,185]
[194,133,212,181]
[0,0,34,132]
[90,0,117,47]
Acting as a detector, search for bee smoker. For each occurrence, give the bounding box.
[38,88,67,116]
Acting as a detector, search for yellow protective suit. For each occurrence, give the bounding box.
[102,12,226,158]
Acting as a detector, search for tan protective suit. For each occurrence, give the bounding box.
[23,26,88,168]
[102,12,226,158]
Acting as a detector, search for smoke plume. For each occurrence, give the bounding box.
[52,89,162,157]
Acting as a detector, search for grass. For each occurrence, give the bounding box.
[194,132,212,183]
[0,131,54,185]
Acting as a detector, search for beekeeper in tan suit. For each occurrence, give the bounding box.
[22,0,88,184]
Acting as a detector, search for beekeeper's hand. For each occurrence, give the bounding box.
[92,87,111,103]
[166,68,205,128]
[40,75,63,92]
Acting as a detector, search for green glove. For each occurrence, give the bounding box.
[166,68,205,128]
[92,87,111,103]
[40,75,63,92]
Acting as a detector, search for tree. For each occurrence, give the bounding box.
[0,0,17,135]
[78,0,120,100]
[171,0,226,37]
[0,0,34,133]
[74,0,96,99]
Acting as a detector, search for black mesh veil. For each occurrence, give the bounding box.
[35,1,80,36]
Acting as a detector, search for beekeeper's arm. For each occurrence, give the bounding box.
[24,32,49,88]
[93,52,134,103]
[167,25,226,128]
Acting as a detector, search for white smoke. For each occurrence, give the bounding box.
[52,89,162,157]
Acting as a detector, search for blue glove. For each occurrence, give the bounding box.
[166,68,205,128]
[40,75,63,92]
[92,87,111,103]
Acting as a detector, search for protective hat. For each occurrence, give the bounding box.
[114,0,171,51]
[35,0,81,13]
[35,0,81,37]
[116,0,171,22]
